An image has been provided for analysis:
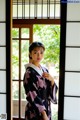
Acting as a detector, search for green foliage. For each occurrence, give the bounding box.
[52,112,58,120]
[12,28,19,38]
[33,25,60,69]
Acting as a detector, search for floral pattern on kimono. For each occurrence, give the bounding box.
[23,64,58,120]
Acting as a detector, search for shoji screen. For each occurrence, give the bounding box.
[0,0,6,119]
[0,0,11,120]
[64,3,80,120]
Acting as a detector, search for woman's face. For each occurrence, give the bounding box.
[30,47,44,64]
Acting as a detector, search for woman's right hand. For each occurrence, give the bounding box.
[42,114,49,120]
[41,111,49,120]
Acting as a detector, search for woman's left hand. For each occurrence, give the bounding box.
[42,72,54,86]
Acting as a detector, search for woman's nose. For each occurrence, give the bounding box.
[37,53,40,56]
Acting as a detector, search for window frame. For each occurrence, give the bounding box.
[12,20,60,120]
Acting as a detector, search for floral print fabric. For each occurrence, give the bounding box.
[23,66,58,120]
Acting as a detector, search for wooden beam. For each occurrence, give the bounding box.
[13,19,60,25]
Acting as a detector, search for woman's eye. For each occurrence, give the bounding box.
[33,51,44,54]
[34,52,37,54]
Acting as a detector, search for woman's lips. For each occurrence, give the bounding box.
[37,58,41,60]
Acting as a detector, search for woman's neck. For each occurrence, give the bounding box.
[31,62,40,68]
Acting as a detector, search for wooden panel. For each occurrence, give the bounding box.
[13,19,60,24]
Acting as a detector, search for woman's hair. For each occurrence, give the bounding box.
[29,41,45,53]
[29,42,45,59]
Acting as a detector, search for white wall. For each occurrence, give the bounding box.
[63,3,80,120]
[0,0,6,119]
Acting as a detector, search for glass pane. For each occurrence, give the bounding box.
[0,0,5,21]
[18,5,22,18]
[50,4,54,18]
[21,82,26,118]
[37,4,41,18]
[0,47,6,69]
[12,0,60,19]
[21,40,29,80]
[56,0,60,2]
[0,23,6,45]
[43,4,47,18]
[55,4,60,18]
[13,5,17,18]
[51,0,60,2]
[30,4,34,18]
[12,28,19,38]
[0,71,6,93]
[0,94,6,113]
[25,5,29,18]
[12,40,19,79]
[12,81,19,117]
[21,28,29,38]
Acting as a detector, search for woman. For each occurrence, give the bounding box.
[23,42,58,120]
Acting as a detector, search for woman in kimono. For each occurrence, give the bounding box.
[23,42,58,120]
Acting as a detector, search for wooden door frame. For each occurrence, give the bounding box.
[7,1,67,120]
[12,21,60,120]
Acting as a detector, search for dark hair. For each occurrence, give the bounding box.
[29,42,45,53]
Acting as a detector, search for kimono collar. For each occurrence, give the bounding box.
[25,63,44,76]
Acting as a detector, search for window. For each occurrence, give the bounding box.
[12,26,32,118]
[13,0,60,19]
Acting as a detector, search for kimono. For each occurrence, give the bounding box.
[23,63,58,120]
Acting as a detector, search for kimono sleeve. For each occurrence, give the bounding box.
[44,67,58,104]
[49,82,58,104]
[23,69,46,114]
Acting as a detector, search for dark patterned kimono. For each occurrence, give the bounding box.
[23,63,58,120]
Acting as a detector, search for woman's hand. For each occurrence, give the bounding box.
[42,114,49,120]
[42,72,54,86]
[41,111,49,120]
